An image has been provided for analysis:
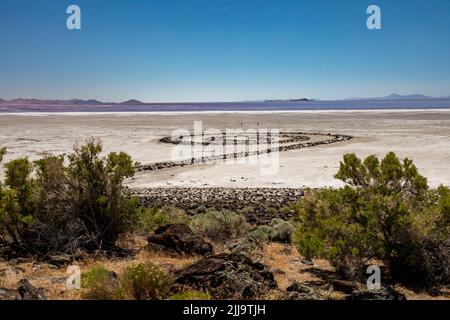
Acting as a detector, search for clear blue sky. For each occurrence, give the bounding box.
[1,0,450,102]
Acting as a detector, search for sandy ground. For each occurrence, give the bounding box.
[1,110,450,188]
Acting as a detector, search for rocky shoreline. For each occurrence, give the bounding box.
[131,187,305,224]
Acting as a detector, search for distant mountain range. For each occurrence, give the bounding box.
[0,98,145,105]
[0,94,449,106]
[344,93,450,101]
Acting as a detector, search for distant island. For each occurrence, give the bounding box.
[120,99,145,105]
[265,98,312,103]
[344,93,450,101]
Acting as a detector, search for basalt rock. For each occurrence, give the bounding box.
[47,254,72,267]
[147,224,214,257]
[284,281,325,300]
[17,279,47,300]
[346,286,406,300]
[0,288,21,300]
[173,253,277,299]
[139,132,353,173]
[331,279,359,294]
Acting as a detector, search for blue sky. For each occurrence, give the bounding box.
[0,0,450,102]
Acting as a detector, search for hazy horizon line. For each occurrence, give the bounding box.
[2,92,450,104]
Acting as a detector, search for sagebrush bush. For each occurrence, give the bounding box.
[82,262,172,300]
[134,206,190,233]
[238,206,255,217]
[67,139,138,247]
[293,152,450,287]
[248,219,294,243]
[4,157,34,217]
[248,225,273,242]
[0,154,35,246]
[268,218,295,243]
[190,209,250,242]
[81,265,123,300]
[0,147,5,163]
[227,236,263,255]
[31,154,89,253]
[121,261,172,300]
[0,138,139,254]
[0,188,31,245]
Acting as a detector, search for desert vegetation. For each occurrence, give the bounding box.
[293,152,450,289]
[0,138,138,255]
[0,140,449,300]
[82,261,173,300]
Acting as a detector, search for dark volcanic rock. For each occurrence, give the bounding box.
[286,282,309,292]
[47,254,72,267]
[346,286,406,300]
[140,132,353,176]
[173,253,277,299]
[147,224,214,257]
[285,281,325,300]
[332,279,359,294]
[0,288,21,300]
[17,279,47,300]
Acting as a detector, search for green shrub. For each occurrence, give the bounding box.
[279,205,295,217]
[66,138,138,247]
[0,189,32,245]
[169,290,210,300]
[4,158,34,217]
[120,261,172,300]
[0,138,139,254]
[190,209,250,242]
[0,147,6,163]
[31,154,90,253]
[293,152,450,287]
[248,219,294,243]
[81,265,123,300]
[269,218,295,243]
[436,185,450,233]
[238,206,255,216]
[134,206,190,233]
[0,151,35,246]
[248,225,273,242]
[227,236,263,255]
[82,262,172,300]
[265,207,278,217]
